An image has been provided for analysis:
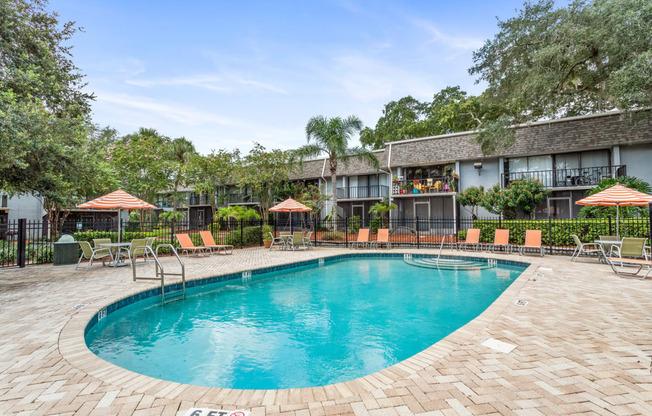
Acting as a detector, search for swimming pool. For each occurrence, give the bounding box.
[85,254,526,390]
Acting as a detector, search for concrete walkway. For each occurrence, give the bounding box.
[0,248,650,415]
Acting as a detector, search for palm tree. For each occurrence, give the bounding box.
[169,137,196,214]
[369,199,397,227]
[295,115,379,217]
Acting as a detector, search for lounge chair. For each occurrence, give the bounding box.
[607,257,652,279]
[610,237,648,259]
[570,234,601,262]
[351,228,370,249]
[374,228,391,249]
[519,230,544,257]
[287,232,307,251]
[176,234,209,257]
[488,229,511,253]
[76,241,114,271]
[458,228,480,251]
[199,231,234,255]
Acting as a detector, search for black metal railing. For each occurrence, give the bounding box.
[2,211,651,268]
[336,185,389,200]
[392,176,459,195]
[226,194,259,204]
[502,165,626,188]
[189,195,211,205]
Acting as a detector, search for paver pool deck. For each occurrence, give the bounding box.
[0,247,650,416]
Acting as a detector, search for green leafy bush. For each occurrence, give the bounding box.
[348,215,361,234]
[225,226,262,247]
[321,231,343,240]
[370,217,382,234]
[471,218,649,246]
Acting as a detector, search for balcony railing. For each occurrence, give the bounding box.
[189,195,211,205]
[157,197,189,209]
[226,194,259,204]
[392,177,459,195]
[502,165,626,188]
[336,185,389,200]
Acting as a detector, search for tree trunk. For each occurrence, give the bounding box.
[330,168,338,219]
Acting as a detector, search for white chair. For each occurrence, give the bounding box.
[570,234,601,262]
[76,241,113,271]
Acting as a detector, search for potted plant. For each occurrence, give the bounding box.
[262,224,274,248]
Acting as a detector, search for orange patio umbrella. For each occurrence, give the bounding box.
[269,198,311,233]
[576,184,652,238]
[78,190,157,243]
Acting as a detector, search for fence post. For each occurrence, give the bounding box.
[240,218,244,249]
[416,217,420,249]
[548,215,553,255]
[608,215,612,235]
[17,218,26,268]
[345,217,349,248]
[170,219,175,246]
[649,203,652,246]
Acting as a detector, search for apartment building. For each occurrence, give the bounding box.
[165,110,652,224]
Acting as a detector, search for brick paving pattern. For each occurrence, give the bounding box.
[0,247,650,415]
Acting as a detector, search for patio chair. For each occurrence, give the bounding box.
[268,232,285,250]
[570,234,601,262]
[488,229,511,253]
[598,235,619,257]
[351,228,370,249]
[125,238,148,267]
[176,234,209,257]
[303,231,313,250]
[374,228,391,249]
[76,241,113,271]
[458,228,480,251]
[287,232,307,251]
[606,256,652,279]
[519,230,544,257]
[92,238,113,258]
[144,236,156,260]
[610,237,648,260]
[199,231,234,255]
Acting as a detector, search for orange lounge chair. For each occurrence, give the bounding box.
[351,228,370,249]
[458,228,480,251]
[519,230,544,257]
[488,229,511,253]
[199,231,234,255]
[176,234,209,257]
[374,228,391,249]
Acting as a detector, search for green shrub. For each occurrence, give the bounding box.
[471,218,649,246]
[262,224,274,241]
[321,231,343,240]
[0,248,16,264]
[225,226,262,247]
[348,215,361,234]
[369,217,382,234]
[457,230,467,241]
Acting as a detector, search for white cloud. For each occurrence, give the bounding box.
[96,91,240,127]
[409,18,484,51]
[126,72,288,95]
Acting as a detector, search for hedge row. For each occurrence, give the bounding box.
[458,218,650,246]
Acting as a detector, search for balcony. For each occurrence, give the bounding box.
[502,165,626,188]
[226,194,259,204]
[189,194,211,205]
[157,197,189,209]
[336,185,389,200]
[392,177,459,196]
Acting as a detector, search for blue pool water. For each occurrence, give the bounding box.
[86,257,525,389]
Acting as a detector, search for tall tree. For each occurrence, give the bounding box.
[295,115,379,216]
[168,137,197,214]
[189,149,240,218]
[360,96,427,150]
[237,143,294,222]
[469,0,652,153]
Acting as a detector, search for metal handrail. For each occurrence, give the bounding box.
[132,243,186,304]
[436,234,456,264]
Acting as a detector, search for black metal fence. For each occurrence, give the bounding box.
[1,212,651,268]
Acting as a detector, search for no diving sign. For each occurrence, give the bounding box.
[184,409,249,416]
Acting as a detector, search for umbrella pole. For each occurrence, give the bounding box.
[118,208,122,244]
[616,204,620,239]
[290,210,293,234]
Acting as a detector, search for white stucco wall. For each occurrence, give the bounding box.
[620,144,652,184]
[458,159,501,218]
[7,194,45,222]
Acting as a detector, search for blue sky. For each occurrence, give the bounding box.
[50,0,531,154]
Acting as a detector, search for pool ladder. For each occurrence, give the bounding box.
[436,234,457,264]
[132,244,186,305]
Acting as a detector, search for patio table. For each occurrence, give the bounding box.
[99,242,131,267]
[279,234,293,250]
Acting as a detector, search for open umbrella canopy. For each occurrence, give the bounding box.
[576,184,652,238]
[575,184,652,206]
[269,198,311,212]
[77,189,156,210]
